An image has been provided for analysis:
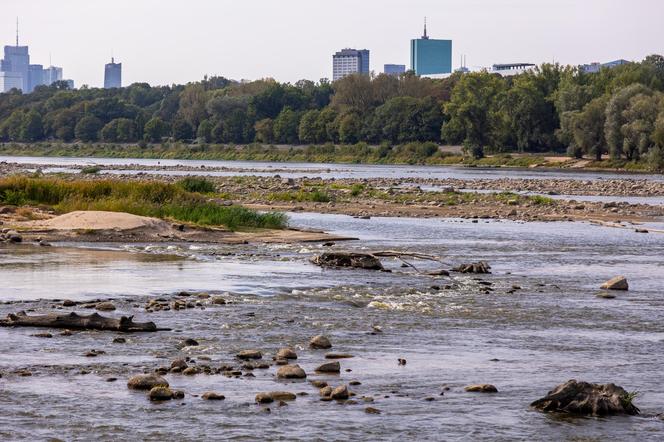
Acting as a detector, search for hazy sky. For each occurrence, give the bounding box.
[2,0,663,88]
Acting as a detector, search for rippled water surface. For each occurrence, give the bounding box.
[4,154,664,181]
[1,213,664,441]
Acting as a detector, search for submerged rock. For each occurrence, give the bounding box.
[452,261,491,274]
[530,380,639,416]
[330,385,349,400]
[276,364,307,379]
[95,301,116,311]
[256,391,297,404]
[127,374,169,390]
[275,348,297,360]
[310,252,384,271]
[600,276,629,291]
[237,349,263,360]
[464,384,498,393]
[309,335,332,349]
[202,392,225,401]
[315,361,341,373]
[149,386,174,401]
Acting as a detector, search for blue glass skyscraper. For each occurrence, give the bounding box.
[410,20,452,76]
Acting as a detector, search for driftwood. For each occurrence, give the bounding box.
[0,311,165,332]
[452,261,491,274]
[311,250,450,275]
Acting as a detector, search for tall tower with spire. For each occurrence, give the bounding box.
[104,56,122,88]
[0,17,30,91]
[410,18,452,76]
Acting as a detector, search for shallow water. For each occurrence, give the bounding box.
[4,154,664,182]
[1,213,664,440]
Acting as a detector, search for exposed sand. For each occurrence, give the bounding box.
[27,211,172,232]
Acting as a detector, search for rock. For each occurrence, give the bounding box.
[398,358,407,366]
[149,386,174,401]
[530,380,639,416]
[309,335,332,349]
[315,361,341,373]
[276,364,307,379]
[113,337,126,344]
[325,353,353,359]
[182,367,199,376]
[32,332,52,338]
[237,349,263,360]
[310,252,384,271]
[311,380,328,388]
[276,348,297,360]
[62,300,77,307]
[365,407,381,414]
[331,385,349,400]
[170,359,188,370]
[452,261,491,274]
[172,390,185,399]
[464,384,498,393]
[202,392,225,401]
[7,231,22,243]
[600,276,628,291]
[211,297,227,305]
[95,301,116,311]
[256,391,297,404]
[319,386,333,397]
[255,393,274,404]
[349,380,362,386]
[127,374,169,391]
[183,338,199,346]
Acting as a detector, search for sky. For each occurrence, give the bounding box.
[2,0,663,88]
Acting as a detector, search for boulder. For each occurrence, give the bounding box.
[237,349,263,360]
[276,364,307,379]
[256,391,297,404]
[310,252,384,271]
[148,386,174,401]
[330,385,349,400]
[530,380,639,416]
[170,358,188,371]
[464,384,498,393]
[309,335,332,349]
[325,353,353,359]
[95,301,116,311]
[276,348,297,360]
[202,392,225,401]
[315,361,341,373]
[127,374,169,390]
[600,276,629,291]
[452,261,491,274]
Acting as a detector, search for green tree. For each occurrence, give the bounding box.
[273,108,301,144]
[143,117,168,143]
[443,72,506,156]
[172,118,193,141]
[178,83,208,130]
[19,110,44,142]
[338,112,362,144]
[298,110,320,144]
[196,119,213,143]
[74,115,102,142]
[604,84,651,159]
[570,96,609,160]
[254,118,274,144]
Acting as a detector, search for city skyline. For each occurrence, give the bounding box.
[1,0,664,88]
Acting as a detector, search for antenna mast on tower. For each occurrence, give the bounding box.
[16,17,19,46]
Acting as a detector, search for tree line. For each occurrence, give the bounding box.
[1,54,663,168]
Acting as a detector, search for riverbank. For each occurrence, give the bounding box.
[0,142,657,172]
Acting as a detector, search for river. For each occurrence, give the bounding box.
[1,208,664,440]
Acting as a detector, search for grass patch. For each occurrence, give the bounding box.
[529,195,555,205]
[80,165,101,174]
[268,190,331,203]
[0,176,287,231]
[177,177,216,194]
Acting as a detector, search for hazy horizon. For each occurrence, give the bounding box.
[3,0,663,88]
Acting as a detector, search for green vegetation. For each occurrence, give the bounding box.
[267,189,331,203]
[1,55,663,170]
[176,176,216,193]
[0,176,287,230]
[80,165,101,174]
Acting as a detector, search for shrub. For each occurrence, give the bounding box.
[177,177,216,194]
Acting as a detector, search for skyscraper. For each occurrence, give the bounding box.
[384,64,406,76]
[410,19,452,76]
[0,19,30,92]
[332,49,370,81]
[28,64,44,92]
[43,65,63,85]
[104,57,122,88]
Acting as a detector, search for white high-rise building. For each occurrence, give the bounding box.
[43,65,63,85]
[332,49,370,81]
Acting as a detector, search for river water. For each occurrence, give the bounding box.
[3,155,664,182]
[1,210,664,441]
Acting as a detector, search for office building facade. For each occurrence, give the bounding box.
[1,45,30,92]
[384,64,406,76]
[104,57,122,88]
[410,22,452,76]
[332,49,370,81]
[43,66,63,85]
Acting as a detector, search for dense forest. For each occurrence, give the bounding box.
[1,54,663,168]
